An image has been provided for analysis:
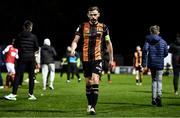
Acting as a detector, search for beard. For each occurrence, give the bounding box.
[91,19,97,24]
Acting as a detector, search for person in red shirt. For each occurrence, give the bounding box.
[2,39,18,88]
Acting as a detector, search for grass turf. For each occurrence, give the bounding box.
[0,72,180,117]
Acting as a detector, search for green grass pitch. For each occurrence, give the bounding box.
[0,72,180,117]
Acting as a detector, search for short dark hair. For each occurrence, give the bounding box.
[23,20,33,31]
[88,6,100,12]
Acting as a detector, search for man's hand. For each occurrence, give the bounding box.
[36,63,40,69]
[109,60,114,69]
[70,49,75,56]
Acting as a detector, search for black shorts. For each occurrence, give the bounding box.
[102,60,110,72]
[135,65,142,72]
[83,60,102,77]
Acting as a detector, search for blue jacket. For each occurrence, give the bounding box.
[142,34,168,70]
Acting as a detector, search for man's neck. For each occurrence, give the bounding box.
[89,21,98,25]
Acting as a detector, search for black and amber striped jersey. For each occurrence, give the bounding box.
[134,51,142,67]
[75,22,110,62]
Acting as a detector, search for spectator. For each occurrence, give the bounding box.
[41,38,57,90]
[142,25,168,107]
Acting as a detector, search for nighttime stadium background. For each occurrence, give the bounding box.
[0,0,179,66]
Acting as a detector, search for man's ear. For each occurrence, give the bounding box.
[87,12,89,18]
[98,13,100,17]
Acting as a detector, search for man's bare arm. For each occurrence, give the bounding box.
[71,35,80,54]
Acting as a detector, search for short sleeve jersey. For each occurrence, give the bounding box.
[75,22,109,62]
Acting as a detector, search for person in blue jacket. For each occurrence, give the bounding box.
[142,25,168,107]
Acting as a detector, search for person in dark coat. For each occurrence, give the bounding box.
[169,32,180,95]
[4,20,39,100]
[142,25,168,107]
[41,38,57,90]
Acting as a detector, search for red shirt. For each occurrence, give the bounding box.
[3,45,18,64]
